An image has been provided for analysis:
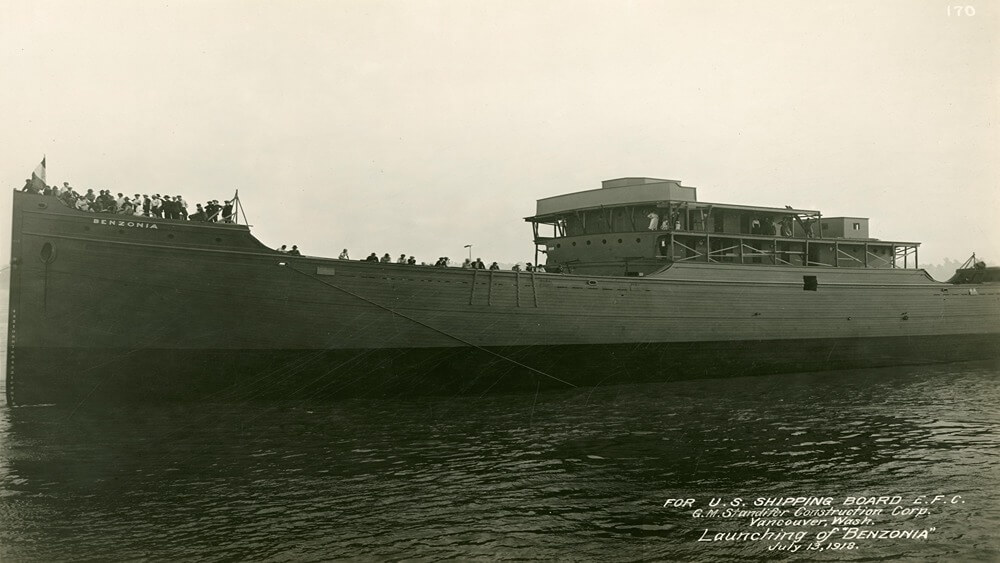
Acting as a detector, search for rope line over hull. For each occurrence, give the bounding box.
[278,261,577,389]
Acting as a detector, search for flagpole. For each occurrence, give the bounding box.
[231,189,239,224]
[236,189,249,226]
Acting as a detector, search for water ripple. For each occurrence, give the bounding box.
[0,361,998,561]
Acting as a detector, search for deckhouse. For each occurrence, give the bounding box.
[526,177,920,276]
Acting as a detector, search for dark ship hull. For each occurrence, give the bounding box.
[6,192,1000,405]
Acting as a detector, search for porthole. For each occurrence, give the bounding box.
[40,242,55,263]
[635,238,641,243]
[572,241,577,246]
[37,202,48,209]
[167,233,175,239]
[618,239,623,244]
[215,237,223,243]
[556,243,561,248]
[586,240,592,245]
[601,239,607,244]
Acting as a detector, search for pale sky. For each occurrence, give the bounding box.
[1,0,997,267]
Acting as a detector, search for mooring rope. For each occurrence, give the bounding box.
[278,261,577,388]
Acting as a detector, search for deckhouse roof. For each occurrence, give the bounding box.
[526,177,819,222]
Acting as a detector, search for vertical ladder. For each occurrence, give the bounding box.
[531,271,538,308]
[488,269,494,306]
[469,268,477,305]
[515,270,521,307]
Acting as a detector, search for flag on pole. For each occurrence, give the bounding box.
[31,156,47,190]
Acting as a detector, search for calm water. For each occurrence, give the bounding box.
[0,362,998,562]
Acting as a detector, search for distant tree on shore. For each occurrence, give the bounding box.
[922,257,969,281]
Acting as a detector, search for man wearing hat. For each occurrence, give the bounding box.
[205,200,220,222]
[21,178,39,193]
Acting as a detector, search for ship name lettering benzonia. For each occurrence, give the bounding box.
[93,218,159,229]
[841,527,931,540]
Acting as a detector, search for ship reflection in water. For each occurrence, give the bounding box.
[1,362,998,561]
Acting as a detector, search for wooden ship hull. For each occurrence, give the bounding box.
[6,188,1000,406]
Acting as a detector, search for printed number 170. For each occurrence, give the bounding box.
[947,5,976,16]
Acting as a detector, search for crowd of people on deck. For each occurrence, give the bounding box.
[21,180,236,223]
[23,181,543,269]
[332,249,539,271]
